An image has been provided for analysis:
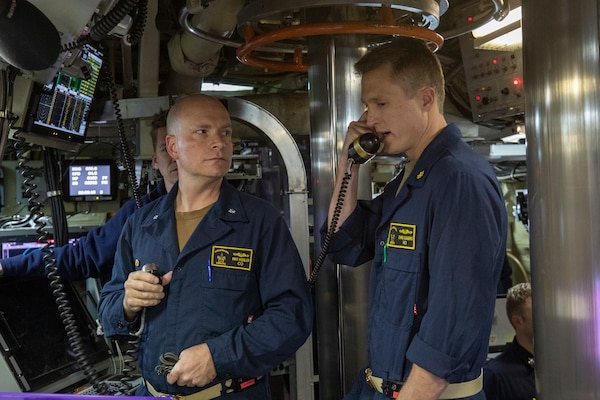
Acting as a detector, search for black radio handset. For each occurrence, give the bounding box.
[142,263,162,284]
[117,262,162,393]
[347,132,384,164]
[308,132,384,287]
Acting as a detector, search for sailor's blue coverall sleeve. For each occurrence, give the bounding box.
[0,181,167,280]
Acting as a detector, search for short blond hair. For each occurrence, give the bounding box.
[354,37,445,112]
[506,282,531,322]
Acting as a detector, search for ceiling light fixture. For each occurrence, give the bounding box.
[472,6,522,51]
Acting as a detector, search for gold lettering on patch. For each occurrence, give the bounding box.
[387,223,416,250]
[211,246,253,271]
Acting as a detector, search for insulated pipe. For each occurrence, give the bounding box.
[168,0,245,93]
[523,0,600,398]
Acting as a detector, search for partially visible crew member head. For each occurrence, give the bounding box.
[150,109,178,191]
[506,282,534,354]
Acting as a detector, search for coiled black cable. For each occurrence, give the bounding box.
[61,0,140,53]
[307,161,355,287]
[43,149,68,245]
[61,35,91,53]
[105,67,143,209]
[12,132,39,213]
[125,0,148,46]
[104,55,144,394]
[12,133,106,389]
[44,149,105,388]
[45,253,105,387]
[89,0,140,43]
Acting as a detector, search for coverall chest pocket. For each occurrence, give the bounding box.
[192,266,258,332]
[198,265,255,296]
[378,250,421,329]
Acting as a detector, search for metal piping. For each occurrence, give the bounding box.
[168,0,245,78]
[306,6,376,398]
[179,1,451,59]
[178,6,242,49]
[441,0,510,40]
[523,0,600,398]
[238,0,447,30]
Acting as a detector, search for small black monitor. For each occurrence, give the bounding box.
[63,159,118,202]
[23,43,104,148]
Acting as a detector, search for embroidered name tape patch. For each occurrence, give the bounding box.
[211,246,253,271]
[387,223,416,250]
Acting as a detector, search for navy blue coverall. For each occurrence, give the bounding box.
[99,180,313,399]
[326,124,508,399]
[484,338,536,400]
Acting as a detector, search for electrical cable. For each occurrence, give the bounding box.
[11,131,107,392]
[62,0,140,53]
[105,65,143,209]
[90,0,140,43]
[124,0,148,46]
[0,66,18,165]
[43,149,67,245]
[308,133,383,287]
[307,161,354,288]
[493,161,527,181]
[42,149,105,389]
[103,49,145,394]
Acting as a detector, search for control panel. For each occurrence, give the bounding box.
[460,35,525,123]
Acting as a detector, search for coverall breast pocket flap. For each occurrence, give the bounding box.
[383,249,420,273]
[203,266,253,291]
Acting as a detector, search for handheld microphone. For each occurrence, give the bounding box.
[348,132,383,164]
[142,263,162,284]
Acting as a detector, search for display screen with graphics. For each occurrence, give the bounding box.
[24,44,103,146]
[63,159,117,202]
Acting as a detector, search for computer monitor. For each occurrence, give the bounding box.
[0,231,111,392]
[62,159,117,202]
[22,44,104,149]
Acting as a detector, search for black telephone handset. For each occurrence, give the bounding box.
[142,263,162,284]
[308,132,383,287]
[348,132,384,164]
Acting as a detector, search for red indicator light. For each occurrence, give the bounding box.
[475,95,482,101]
[493,59,498,64]
[513,78,522,87]
[467,16,474,22]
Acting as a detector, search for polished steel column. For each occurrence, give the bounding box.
[522,0,600,398]
[308,27,371,400]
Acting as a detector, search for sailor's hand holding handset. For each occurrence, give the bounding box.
[123,263,172,321]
